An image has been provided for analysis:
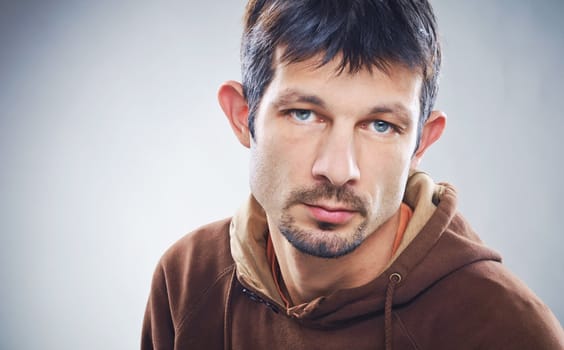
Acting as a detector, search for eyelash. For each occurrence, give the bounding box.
[285,109,322,123]
[364,120,401,134]
[288,109,313,120]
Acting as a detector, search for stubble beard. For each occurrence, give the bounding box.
[277,183,371,259]
[279,214,368,258]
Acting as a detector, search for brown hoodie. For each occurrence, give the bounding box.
[142,172,564,349]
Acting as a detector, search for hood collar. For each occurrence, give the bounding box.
[229,171,501,327]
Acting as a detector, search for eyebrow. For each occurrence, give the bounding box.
[272,90,327,109]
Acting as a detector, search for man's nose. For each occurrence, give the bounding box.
[311,130,360,186]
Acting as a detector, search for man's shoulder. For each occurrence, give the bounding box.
[143,218,236,345]
[414,259,563,348]
[452,260,551,316]
[160,218,234,276]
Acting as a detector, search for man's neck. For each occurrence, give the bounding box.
[268,209,401,306]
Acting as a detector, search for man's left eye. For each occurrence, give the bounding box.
[370,120,393,133]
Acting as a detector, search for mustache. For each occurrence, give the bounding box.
[284,183,368,217]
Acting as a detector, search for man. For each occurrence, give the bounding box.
[142,0,564,349]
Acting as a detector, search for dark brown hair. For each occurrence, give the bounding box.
[241,0,441,148]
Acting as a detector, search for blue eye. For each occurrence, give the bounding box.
[371,120,391,133]
[290,109,314,122]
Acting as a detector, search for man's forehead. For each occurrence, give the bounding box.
[272,45,422,81]
[269,47,423,101]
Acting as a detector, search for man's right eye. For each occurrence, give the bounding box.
[288,109,315,122]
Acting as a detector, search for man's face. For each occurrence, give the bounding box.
[249,53,423,259]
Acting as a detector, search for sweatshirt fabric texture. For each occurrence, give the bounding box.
[142,172,564,349]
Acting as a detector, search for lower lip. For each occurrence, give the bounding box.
[307,206,355,225]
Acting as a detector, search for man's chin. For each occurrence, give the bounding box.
[288,238,363,259]
[279,224,366,259]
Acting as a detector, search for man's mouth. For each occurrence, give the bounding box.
[305,204,356,225]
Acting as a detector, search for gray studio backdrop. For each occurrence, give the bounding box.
[1,0,562,349]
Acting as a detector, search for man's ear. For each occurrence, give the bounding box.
[411,110,447,168]
[218,80,251,148]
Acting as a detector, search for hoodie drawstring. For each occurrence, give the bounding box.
[385,272,402,350]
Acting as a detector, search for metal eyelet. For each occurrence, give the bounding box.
[389,272,402,283]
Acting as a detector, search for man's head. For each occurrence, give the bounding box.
[218,0,446,259]
[241,0,442,149]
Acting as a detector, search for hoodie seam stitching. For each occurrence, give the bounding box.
[175,263,236,333]
[393,312,421,350]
